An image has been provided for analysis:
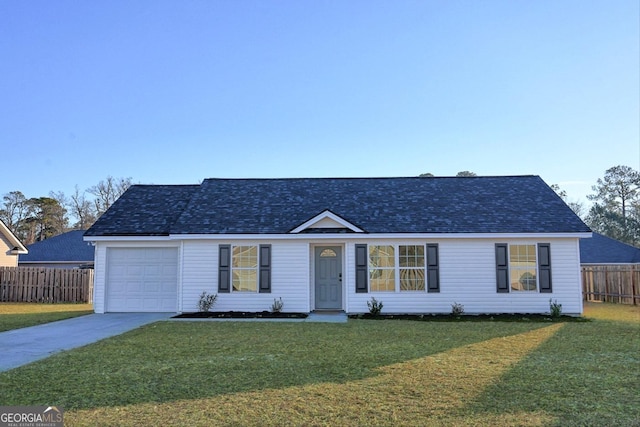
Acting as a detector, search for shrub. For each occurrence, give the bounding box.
[451,302,465,316]
[271,297,284,313]
[367,297,383,316]
[549,298,562,318]
[197,291,218,312]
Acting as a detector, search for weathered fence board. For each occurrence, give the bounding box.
[0,267,93,303]
[582,265,639,305]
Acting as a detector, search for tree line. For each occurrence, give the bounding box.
[583,165,640,247]
[1,176,131,245]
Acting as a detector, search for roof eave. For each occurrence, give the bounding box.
[1,220,28,253]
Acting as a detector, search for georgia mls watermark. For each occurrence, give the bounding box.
[0,406,63,427]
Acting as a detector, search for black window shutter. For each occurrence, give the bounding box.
[538,243,552,293]
[426,244,440,293]
[218,244,231,293]
[259,244,271,293]
[355,244,368,293]
[495,244,509,293]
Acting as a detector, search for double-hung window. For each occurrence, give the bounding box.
[399,245,426,291]
[218,244,272,293]
[509,245,537,291]
[369,245,396,291]
[232,245,258,292]
[366,244,431,292]
[495,243,552,293]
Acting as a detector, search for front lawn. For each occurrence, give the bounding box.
[0,302,638,426]
[0,303,93,332]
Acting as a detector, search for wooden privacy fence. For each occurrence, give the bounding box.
[582,265,639,305]
[0,267,94,303]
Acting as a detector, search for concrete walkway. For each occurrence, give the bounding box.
[0,313,171,372]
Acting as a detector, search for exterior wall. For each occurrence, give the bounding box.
[181,240,310,313]
[91,235,584,315]
[0,234,18,267]
[346,238,583,315]
[93,242,107,313]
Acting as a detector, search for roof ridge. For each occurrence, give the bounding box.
[202,175,539,181]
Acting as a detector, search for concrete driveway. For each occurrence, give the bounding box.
[0,313,172,372]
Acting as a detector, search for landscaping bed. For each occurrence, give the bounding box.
[348,313,590,322]
[173,311,308,319]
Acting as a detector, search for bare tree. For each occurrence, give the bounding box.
[68,185,97,230]
[456,171,477,177]
[0,191,29,235]
[87,176,132,218]
[550,184,585,218]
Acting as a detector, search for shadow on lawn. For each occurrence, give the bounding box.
[0,321,555,411]
[463,319,640,426]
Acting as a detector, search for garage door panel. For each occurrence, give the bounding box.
[128,281,144,292]
[106,248,178,312]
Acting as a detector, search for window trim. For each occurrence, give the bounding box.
[496,242,551,294]
[509,244,538,292]
[366,243,429,293]
[231,245,259,293]
[218,244,271,294]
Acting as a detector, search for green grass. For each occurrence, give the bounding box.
[0,303,93,332]
[0,302,638,426]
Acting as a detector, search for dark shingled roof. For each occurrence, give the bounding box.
[580,233,640,264]
[84,185,200,236]
[85,176,591,236]
[20,230,95,262]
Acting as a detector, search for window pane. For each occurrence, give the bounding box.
[399,245,425,267]
[232,246,258,268]
[369,245,395,268]
[509,245,535,267]
[510,269,537,291]
[370,268,395,292]
[400,268,425,291]
[320,249,337,257]
[233,270,257,292]
[509,245,537,291]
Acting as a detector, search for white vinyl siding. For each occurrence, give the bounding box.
[347,238,583,315]
[181,241,310,313]
[91,235,583,315]
[180,240,217,313]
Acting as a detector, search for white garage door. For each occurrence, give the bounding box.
[106,248,178,312]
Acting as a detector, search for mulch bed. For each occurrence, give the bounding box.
[173,311,308,319]
[348,313,589,322]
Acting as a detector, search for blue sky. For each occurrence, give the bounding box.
[1,0,638,207]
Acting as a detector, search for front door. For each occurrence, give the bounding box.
[315,246,342,310]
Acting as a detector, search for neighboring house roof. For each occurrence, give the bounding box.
[20,230,94,263]
[580,232,640,264]
[85,176,591,237]
[0,219,28,254]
